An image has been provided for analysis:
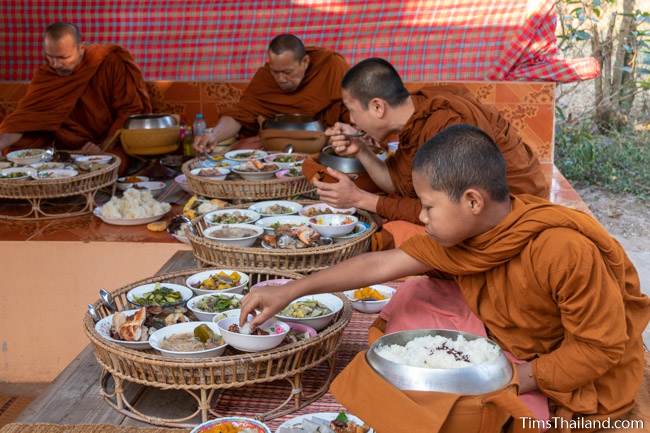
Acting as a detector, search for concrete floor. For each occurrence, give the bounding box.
[618,237,650,348]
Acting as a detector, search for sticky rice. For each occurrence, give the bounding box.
[101,188,171,219]
[375,334,500,369]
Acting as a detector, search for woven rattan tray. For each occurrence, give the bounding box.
[187,209,377,273]
[182,158,314,201]
[0,155,120,220]
[84,268,352,427]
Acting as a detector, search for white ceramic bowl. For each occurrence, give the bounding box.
[224,149,268,162]
[211,308,244,324]
[299,203,356,218]
[30,162,68,170]
[308,214,359,238]
[333,221,370,241]
[73,154,113,164]
[185,269,250,296]
[248,200,303,217]
[117,175,150,190]
[203,223,264,247]
[275,412,370,433]
[344,284,396,314]
[0,167,36,180]
[232,164,280,181]
[263,153,307,169]
[190,167,230,180]
[204,209,261,226]
[217,316,289,352]
[187,293,244,322]
[32,168,78,180]
[126,283,194,307]
[174,174,193,194]
[149,321,227,358]
[0,162,12,169]
[276,293,344,331]
[6,149,50,165]
[255,215,310,233]
[190,417,271,433]
[94,309,151,350]
[128,181,166,197]
[93,206,169,226]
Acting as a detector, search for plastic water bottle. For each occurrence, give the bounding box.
[193,113,206,137]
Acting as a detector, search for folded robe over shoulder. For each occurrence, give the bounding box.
[220,47,349,134]
[0,44,151,150]
[399,194,650,423]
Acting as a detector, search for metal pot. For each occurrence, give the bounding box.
[262,114,324,132]
[318,145,366,174]
[124,114,178,129]
[366,329,513,394]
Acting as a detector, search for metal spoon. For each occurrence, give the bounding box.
[99,289,117,313]
[282,144,294,154]
[87,304,101,323]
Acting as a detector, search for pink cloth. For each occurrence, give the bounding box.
[380,276,550,427]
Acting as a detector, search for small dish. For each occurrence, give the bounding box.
[149,321,227,359]
[308,214,359,238]
[203,223,264,247]
[32,168,78,179]
[190,167,230,180]
[248,200,303,217]
[224,149,268,162]
[255,215,310,233]
[190,417,271,433]
[185,269,250,296]
[343,284,396,314]
[0,167,36,180]
[7,148,51,165]
[217,316,289,352]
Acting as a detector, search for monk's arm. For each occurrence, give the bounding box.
[209,116,242,142]
[375,194,423,224]
[531,230,629,394]
[241,249,433,326]
[0,133,23,151]
[356,145,396,193]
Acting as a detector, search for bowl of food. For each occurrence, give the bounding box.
[128,181,166,197]
[190,417,271,433]
[204,209,261,225]
[299,203,356,218]
[318,145,366,174]
[255,215,310,233]
[232,160,280,181]
[73,154,113,165]
[174,174,193,194]
[190,167,230,180]
[224,149,268,162]
[308,214,359,238]
[187,293,243,322]
[30,162,69,171]
[117,175,149,190]
[332,221,370,241]
[276,294,343,331]
[344,285,395,314]
[203,223,264,247]
[149,322,227,359]
[366,329,513,394]
[248,200,302,217]
[217,316,289,352]
[32,168,79,180]
[0,167,36,180]
[126,282,193,308]
[263,153,307,169]
[6,148,51,165]
[185,269,250,295]
[275,166,303,178]
[276,411,370,433]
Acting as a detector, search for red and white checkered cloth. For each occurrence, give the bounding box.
[0,0,599,82]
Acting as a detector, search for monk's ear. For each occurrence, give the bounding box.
[368,98,386,118]
[462,188,486,215]
[300,54,310,69]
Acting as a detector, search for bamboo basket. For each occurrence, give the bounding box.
[182,158,314,201]
[0,155,120,220]
[84,268,352,427]
[187,210,377,273]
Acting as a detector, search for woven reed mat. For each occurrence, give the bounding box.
[0,396,33,429]
[0,425,187,433]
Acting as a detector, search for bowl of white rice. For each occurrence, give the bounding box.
[94,188,171,225]
[366,329,512,394]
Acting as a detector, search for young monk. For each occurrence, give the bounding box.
[0,22,151,155]
[241,124,650,426]
[194,34,349,152]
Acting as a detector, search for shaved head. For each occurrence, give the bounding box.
[412,124,510,202]
[268,34,306,60]
[342,58,410,108]
[44,22,81,45]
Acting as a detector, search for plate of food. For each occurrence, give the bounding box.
[224,149,268,162]
[117,175,149,190]
[31,168,79,180]
[275,166,303,178]
[149,322,227,359]
[73,154,113,164]
[255,215,310,233]
[6,148,51,165]
[299,203,356,218]
[190,167,230,180]
[185,269,250,296]
[232,160,280,181]
[95,307,152,350]
[248,200,302,217]
[260,224,332,249]
[204,209,261,225]
[263,153,307,169]
[332,222,370,241]
[187,293,243,321]
[126,282,194,308]
[94,188,171,225]
[276,294,343,331]
[0,167,36,180]
[30,162,69,171]
[276,411,372,433]
[191,417,271,433]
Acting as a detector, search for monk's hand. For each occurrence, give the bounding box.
[81,142,102,154]
[325,122,366,157]
[239,283,296,329]
[313,167,364,208]
[193,132,216,154]
[516,361,538,394]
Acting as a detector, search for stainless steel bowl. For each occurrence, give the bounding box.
[318,145,366,174]
[124,114,178,129]
[366,329,513,394]
[262,114,324,132]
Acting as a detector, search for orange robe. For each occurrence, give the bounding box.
[0,44,151,151]
[399,194,650,425]
[220,46,349,134]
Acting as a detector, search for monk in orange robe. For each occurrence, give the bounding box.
[241,125,650,431]
[302,58,548,249]
[193,33,348,152]
[0,22,151,159]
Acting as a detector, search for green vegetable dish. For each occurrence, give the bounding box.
[280,300,332,318]
[194,295,241,313]
[132,283,183,306]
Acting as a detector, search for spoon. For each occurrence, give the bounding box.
[99,289,117,312]
[282,144,294,154]
[87,304,101,323]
